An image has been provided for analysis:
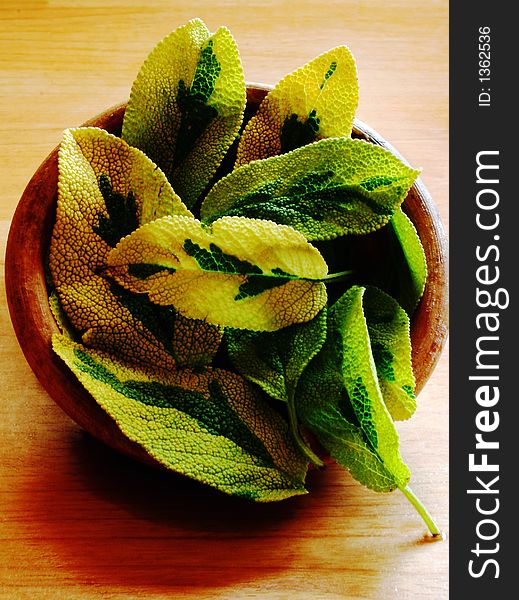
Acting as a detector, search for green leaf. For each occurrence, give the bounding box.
[226,309,327,402]
[296,285,410,492]
[53,335,308,501]
[121,18,246,208]
[353,209,427,316]
[201,137,420,241]
[236,46,358,166]
[49,127,220,371]
[363,286,416,420]
[106,215,328,331]
[387,208,428,314]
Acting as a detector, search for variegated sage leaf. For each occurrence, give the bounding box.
[53,335,308,501]
[236,46,358,166]
[49,127,221,371]
[106,215,328,331]
[226,309,328,466]
[201,137,420,241]
[122,18,246,208]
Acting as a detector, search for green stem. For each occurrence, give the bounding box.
[287,388,324,468]
[400,485,441,538]
[318,269,355,283]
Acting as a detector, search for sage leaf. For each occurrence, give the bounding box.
[49,127,221,371]
[226,309,328,465]
[169,313,223,370]
[49,292,77,340]
[106,215,328,331]
[53,335,308,501]
[295,285,410,492]
[226,309,327,402]
[201,137,420,241]
[122,18,246,208]
[82,290,222,372]
[235,46,358,166]
[382,208,428,314]
[363,286,416,420]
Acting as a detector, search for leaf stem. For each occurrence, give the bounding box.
[400,485,442,538]
[287,388,325,468]
[318,269,354,283]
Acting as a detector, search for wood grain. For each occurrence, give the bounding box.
[0,2,449,599]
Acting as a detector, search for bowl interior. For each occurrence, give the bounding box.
[5,85,448,467]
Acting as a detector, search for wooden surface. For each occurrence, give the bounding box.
[0,2,449,599]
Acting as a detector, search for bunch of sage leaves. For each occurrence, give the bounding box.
[48,18,438,535]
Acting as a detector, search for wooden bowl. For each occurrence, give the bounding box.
[5,85,448,467]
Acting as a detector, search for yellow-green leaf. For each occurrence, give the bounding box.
[122,18,246,208]
[53,335,308,501]
[201,137,420,241]
[106,215,328,331]
[49,292,76,340]
[236,46,358,166]
[49,127,221,370]
[363,286,416,420]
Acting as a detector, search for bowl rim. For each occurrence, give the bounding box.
[5,84,449,466]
